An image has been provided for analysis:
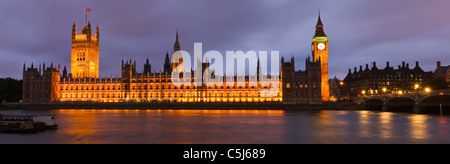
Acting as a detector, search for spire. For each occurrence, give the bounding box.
[257,58,260,77]
[317,10,323,26]
[82,24,85,34]
[63,65,67,78]
[72,21,77,39]
[95,24,100,40]
[72,21,77,30]
[176,30,179,42]
[164,52,172,74]
[174,31,180,53]
[314,10,326,37]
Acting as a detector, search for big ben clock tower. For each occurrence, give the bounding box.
[312,12,329,101]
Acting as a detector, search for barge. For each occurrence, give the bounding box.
[0,114,58,133]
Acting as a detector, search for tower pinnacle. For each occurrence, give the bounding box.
[174,31,180,53]
[317,10,323,26]
[314,11,326,37]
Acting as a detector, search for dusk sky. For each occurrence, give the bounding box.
[0,0,449,79]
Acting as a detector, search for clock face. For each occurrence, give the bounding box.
[317,43,325,50]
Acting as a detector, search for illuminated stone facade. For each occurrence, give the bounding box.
[22,17,325,104]
[71,21,100,79]
[311,13,330,101]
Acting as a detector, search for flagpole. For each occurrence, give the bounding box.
[85,7,87,25]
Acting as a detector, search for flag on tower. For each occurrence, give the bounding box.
[85,8,92,25]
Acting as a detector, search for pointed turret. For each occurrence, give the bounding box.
[86,20,92,38]
[317,10,323,26]
[72,21,77,39]
[257,58,260,77]
[164,52,171,74]
[314,10,327,37]
[63,66,68,78]
[95,24,100,40]
[144,57,151,75]
[174,31,180,53]
[82,24,85,34]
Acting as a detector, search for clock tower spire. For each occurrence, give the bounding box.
[311,11,329,101]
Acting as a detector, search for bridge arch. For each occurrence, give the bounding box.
[363,98,384,111]
[384,97,415,113]
[420,95,450,114]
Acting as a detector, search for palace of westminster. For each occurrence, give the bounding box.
[21,14,332,104]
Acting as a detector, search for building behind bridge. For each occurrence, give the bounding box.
[342,61,433,99]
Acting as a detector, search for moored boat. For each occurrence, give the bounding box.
[0,114,58,133]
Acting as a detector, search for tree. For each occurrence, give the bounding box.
[0,78,22,102]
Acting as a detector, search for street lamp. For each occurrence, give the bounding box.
[382,87,387,95]
[425,87,431,93]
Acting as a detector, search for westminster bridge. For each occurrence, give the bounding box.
[356,90,450,114]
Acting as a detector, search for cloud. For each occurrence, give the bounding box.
[0,0,449,80]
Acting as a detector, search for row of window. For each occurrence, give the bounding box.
[61,91,281,99]
[60,84,275,91]
[61,85,121,91]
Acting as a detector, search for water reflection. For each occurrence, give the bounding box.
[56,109,285,144]
[0,109,449,144]
[358,111,371,139]
[408,115,429,141]
[379,112,393,140]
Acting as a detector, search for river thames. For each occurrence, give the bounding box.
[0,109,449,144]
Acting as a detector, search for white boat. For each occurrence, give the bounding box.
[32,115,58,129]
